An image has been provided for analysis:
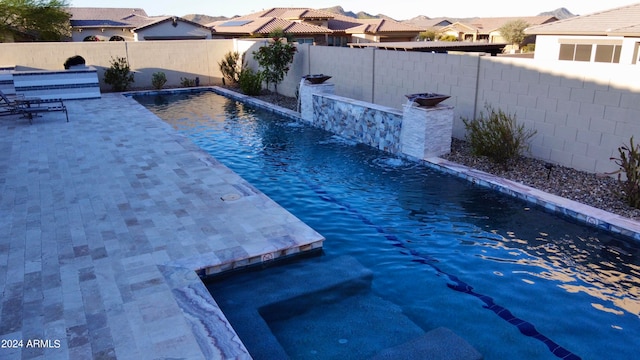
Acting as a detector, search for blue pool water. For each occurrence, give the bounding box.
[135,91,640,360]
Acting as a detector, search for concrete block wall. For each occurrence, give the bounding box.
[0,40,234,91]
[373,51,478,137]
[476,57,640,174]
[308,45,375,103]
[125,40,232,88]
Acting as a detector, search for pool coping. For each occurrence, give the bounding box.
[210,86,640,243]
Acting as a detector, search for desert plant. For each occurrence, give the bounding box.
[609,137,640,208]
[462,104,537,166]
[180,77,196,87]
[151,72,167,89]
[252,34,297,95]
[218,51,241,85]
[237,67,262,96]
[103,57,134,92]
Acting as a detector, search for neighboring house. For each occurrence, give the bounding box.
[525,3,640,64]
[344,18,426,43]
[133,16,212,41]
[67,7,211,41]
[209,7,424,45]
[440,16,557,44]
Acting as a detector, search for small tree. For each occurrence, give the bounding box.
[0,0,71,41]
[252,31,297,95]
[103,57,134,92]
[498,19,529,52]
[418,30,439,41]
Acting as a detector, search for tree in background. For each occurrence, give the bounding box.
[252,29,297,96]
[0,0,71,42]
[498,19,529,52]
[418,30,439,41]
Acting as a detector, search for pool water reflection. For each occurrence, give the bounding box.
[136,91,640,360]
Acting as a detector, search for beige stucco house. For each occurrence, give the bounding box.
[526,3,640,64]
[440,16,557,45]
[67,7,211,41]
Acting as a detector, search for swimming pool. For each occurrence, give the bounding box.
[135,90,640,360]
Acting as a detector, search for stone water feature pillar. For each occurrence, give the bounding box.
[299,78,335,123]
[400,103,454,159]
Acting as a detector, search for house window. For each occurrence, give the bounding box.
[574,44,592,61]
[297,38,313,44]
[558,44,575,60]
[328,36,348,47]
[558,44,592,61]
[594,44,621,63]
[559,40,623,63]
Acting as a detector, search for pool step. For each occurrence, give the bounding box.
[207,255,375,360]
[369,327,483,360]
[207,255,482,360]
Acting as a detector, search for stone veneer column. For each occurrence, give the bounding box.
[400,103,454,159]
[299,79,335,122]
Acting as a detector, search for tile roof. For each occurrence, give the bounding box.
[327,18,364,32]
[351,19,424,33]
[67,7,152,28]
[525,3,640,36]
[211,7,423,35]
[450,16,557,34]
[67,7,209,32]
[134,16,211,31]
[212,17,331,35]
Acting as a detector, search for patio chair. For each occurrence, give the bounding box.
[0,89,68,123]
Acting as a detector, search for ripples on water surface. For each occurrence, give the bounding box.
[136,91,640,360]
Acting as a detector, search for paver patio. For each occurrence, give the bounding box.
[0,93,324,359]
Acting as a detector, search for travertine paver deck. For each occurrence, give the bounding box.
[0,93,323,359]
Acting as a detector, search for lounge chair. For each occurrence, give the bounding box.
[0,89,68,123]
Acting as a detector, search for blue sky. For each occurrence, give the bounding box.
[69,0,638,20]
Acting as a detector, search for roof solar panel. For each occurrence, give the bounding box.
[220,20,252,27]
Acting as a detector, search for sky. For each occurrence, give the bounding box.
[69,0,639,20]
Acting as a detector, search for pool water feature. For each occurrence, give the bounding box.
[135,91,640,360]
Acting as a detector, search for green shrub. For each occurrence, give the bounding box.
[103,57,134,92]
[252,36,297,95]
[610,137,640,208]
[218,51,241,85]
[238,68,262,95]
[462,104,537,166]
[151,72,167,89]
[439,34,459,42]
[180,77,196,87]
